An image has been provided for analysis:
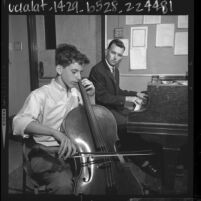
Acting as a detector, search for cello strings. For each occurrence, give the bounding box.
[82,101,113,188]
[88,114,113,188]
[92,116,114,190]
[85,112,113,188]
[78,80,113,189]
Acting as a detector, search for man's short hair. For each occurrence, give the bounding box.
[56,44,90,67]
[107,39,125,51]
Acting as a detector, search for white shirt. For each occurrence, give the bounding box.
[13,79,82,146]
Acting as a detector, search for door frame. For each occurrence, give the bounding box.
[27,15,38,90]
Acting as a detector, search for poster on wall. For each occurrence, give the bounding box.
[125,15,143,25]
[174,32,188,55]
[131,27,148,48]
[178,15,188,28]
[143,15,161,24]
[130,47,147,69]
[156,24,175,47]
[130,26,147,69]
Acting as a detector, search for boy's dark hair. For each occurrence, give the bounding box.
[56,44,90,67]
[107,39,125,50]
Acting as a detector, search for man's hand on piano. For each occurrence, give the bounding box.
[125,96,143,105]
[137,92,148,100]
[125,96,144,111]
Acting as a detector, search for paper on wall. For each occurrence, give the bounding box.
[131,27,148,48]
[130,47,147,70]
[156,24,175,47]
[125,15,143,25]
[178,15,188,28]
[174,32,188,55]
[143,15,161,24]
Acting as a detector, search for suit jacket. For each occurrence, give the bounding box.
[89,60,137,112]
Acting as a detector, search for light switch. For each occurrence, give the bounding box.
[14,41,22,51]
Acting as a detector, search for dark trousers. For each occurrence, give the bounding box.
[24,139,73,194]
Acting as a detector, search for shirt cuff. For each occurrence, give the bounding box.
[13,115,36,137]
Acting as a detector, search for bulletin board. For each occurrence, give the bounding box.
[106,15,188,76]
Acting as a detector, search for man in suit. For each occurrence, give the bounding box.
[89,39,160,177]
[89,39,147,126]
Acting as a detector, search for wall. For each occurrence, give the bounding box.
[9,15,31,116]
[36,15,102,80]
[106,15,188,92]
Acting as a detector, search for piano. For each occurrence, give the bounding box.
[127,76,188,193]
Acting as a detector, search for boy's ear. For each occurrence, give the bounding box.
[56,65,63,75]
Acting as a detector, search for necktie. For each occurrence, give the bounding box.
[111,67,115,78]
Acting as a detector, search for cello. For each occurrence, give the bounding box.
[62,80,144,195]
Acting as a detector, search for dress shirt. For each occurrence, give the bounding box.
[13,79,82,146]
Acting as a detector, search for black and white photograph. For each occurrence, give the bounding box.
[2,0,197,201]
